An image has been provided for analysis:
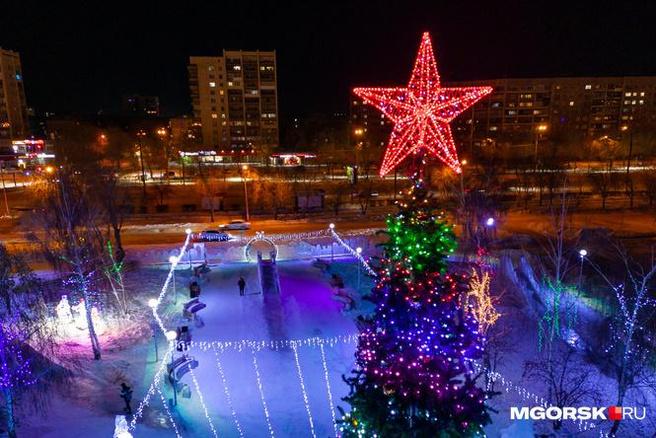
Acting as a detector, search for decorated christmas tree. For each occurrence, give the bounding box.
[339,32,492,437]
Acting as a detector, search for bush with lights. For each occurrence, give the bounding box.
[338,177,490,437]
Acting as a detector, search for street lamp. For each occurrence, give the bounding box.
[485,217,495,227]
[165,330,178,406]
[148,298,159,361]
[356,247,363,290]
[241,165,250,221]
[329,223,335,261]
[578,249,587,293]
[534,124,548,168]
[169,255,179,304]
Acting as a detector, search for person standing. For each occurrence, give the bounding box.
[238,276,246,296]
[120,382,133,415]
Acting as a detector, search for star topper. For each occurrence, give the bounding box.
[354,32,493,176]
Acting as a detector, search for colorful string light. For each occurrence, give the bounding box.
[353,32,492,176]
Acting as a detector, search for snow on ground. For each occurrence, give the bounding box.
[150,259,359,438]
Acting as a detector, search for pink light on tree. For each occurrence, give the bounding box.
[353,32,493,176]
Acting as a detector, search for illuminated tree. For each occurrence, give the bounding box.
[339,177,490,437]
[464,269,499,335]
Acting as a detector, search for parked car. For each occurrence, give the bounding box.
[194,230,232,242]
[219,220,251,231]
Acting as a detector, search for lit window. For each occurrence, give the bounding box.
[227,82,233,86]
[640,100,644,105]
[633,92,637,96]
[209,82,216,87]
[211,114,218,119]
[569,101,574,106]
[233,65,241,71]
[220,90,224,95]
[624,100,630,104]
[625,92,632,97]
[208,66,215,71]
[221,114,226,119]
[585,84,591,90]
[632,100,637,105]
[640,92,645,97]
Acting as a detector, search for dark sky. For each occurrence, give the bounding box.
[2,0,656,122]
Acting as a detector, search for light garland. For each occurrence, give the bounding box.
[130,230,191,434]
[291,343,317,438]
[213,348,245,437]
[319,343,338,437]
[244,231,279,262]
[353,32,492,176]
[189,334,359,353]
[189,366,219,438]
[151,231,192,334]
[329,226,377,277]
[156,385,182,438]
[129,342,174,431]
[251,349,275,437]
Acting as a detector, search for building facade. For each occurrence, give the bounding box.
[188,50,278,153]
[351,76,656,152]
[449,76,656,145]
[0,48,28,145]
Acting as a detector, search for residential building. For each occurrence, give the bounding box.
[351,76,656,152]
[188,50,278,154]
[0,48,28,145]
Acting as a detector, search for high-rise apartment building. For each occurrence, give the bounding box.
[351,76,656,152]
[448,76,656,143]
[0,48,28,144]
[188,50,278,153]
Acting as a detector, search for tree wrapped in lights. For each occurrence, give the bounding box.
[0,323,36,438]
[339,176,490,437]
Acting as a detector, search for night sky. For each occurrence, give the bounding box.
[2,0,656,123]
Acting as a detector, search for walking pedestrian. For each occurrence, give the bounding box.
[238,276,246,296]
[120,382,133,415]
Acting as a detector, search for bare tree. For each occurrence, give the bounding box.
[587,171,616,210]
[585,243,656,436]
[31,170,106,360]
[524,348,601,432]
[0,244,72,437]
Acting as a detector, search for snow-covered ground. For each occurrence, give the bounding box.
[19,255,654,437]
[142,259,360,438]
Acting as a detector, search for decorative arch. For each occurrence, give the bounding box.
[244,232,278,262]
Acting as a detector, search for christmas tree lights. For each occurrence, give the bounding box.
[339,178,490,436]
[353,32,492,176]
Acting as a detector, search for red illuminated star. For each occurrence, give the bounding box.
[354,32,493,176]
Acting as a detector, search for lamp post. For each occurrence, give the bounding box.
[148,298,159,361]
[356,247,362,291]
[578,249,587,293]
[165,330,178,406]
[534,124,548,169]
[169,255,178,304]
[0,162,9,217]
[185,228,193,270]
[137,130,148,209]
[329,223,335,261]
[241,165,250,221]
